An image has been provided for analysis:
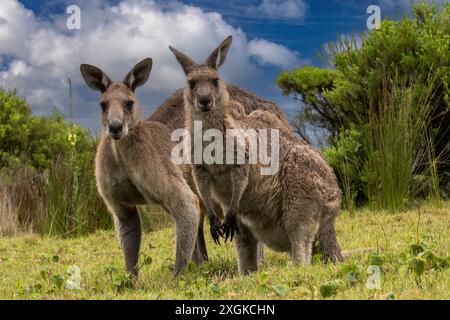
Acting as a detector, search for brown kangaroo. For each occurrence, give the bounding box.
[170,36,343,273]
[150,57,291,263]
[80,58,200,277]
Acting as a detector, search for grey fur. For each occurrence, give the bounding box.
[80,59,200,277]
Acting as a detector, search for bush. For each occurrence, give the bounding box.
[278,3,450,210]
[0,88,111,236]
[0,90,93,170]
[363,80,438,210]
[0,88,174,236]
[323,127,366,210]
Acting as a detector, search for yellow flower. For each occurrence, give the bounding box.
[68,130,77,147]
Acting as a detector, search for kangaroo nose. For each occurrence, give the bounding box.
[198,96,211,108]
[109,121,123,135]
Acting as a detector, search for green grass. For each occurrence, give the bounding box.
[0,202,448,300]
[364,79,440,212]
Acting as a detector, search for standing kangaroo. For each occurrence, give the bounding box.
[170,36,343,273]
[150,60,291,262]
[80,58,200,277]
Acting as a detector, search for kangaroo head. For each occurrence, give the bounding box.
[170,35,232,113]
[80,58,152,140]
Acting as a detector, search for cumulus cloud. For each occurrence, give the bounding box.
[0,0,302,131]
[246,0,308,21]
[248,39,308,69]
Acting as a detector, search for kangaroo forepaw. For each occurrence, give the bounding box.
[222,214,239,243]
[210,218,223,245]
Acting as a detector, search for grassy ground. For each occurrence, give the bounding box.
[0,202,448,300]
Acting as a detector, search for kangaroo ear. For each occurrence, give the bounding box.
[80,64,112,93]
[205,35,233,70]
[169,46,197,75]
[123,58,153,91]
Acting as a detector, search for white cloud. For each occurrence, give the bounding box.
[7,60,32,77]
[0,0,38,57]
[0,0,301,130]
[248,38,308,69]
[246,0,308,21]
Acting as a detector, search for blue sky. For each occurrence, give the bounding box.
[15,0,408,58]
[18,0,366,54]
[1,0,442,134]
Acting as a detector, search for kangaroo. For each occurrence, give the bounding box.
[170,36,343,273]
[80,58,200,277]
[150,54,291,263]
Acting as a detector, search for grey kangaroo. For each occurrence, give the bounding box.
[170,36,343,273]
[80,58,200,277]
[150,58,291,263]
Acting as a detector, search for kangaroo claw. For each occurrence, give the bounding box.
[222,214,239,243]
[210,217,223,245]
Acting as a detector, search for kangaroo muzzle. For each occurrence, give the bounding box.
[108,120,124,140]
[197,95,212,111]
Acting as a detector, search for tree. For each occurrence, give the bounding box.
[277,3,450,208]
[278,3,449,142]
[277,67,340,141]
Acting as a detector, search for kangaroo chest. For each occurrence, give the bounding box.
[96,139,147,205]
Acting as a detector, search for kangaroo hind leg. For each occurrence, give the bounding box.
[164,183,200,274]
[108,202,142,278]
[234,220,259,274]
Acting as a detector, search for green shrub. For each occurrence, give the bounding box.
[363,80,437,211]
[0,89,92,170]
[0,88,174,236]
[323,127,367,210]
[0,88,111,236]
[278,2,450,210]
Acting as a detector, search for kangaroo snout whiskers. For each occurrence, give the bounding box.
[108,120,125,139]
[197,96,212,111]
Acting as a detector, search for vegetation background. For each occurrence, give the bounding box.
[0,2,448,299]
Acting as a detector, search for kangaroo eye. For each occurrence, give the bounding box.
[188,80,196,89]
[124,100,134,111]
[212,79,219,87]
[100,102,108,112]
